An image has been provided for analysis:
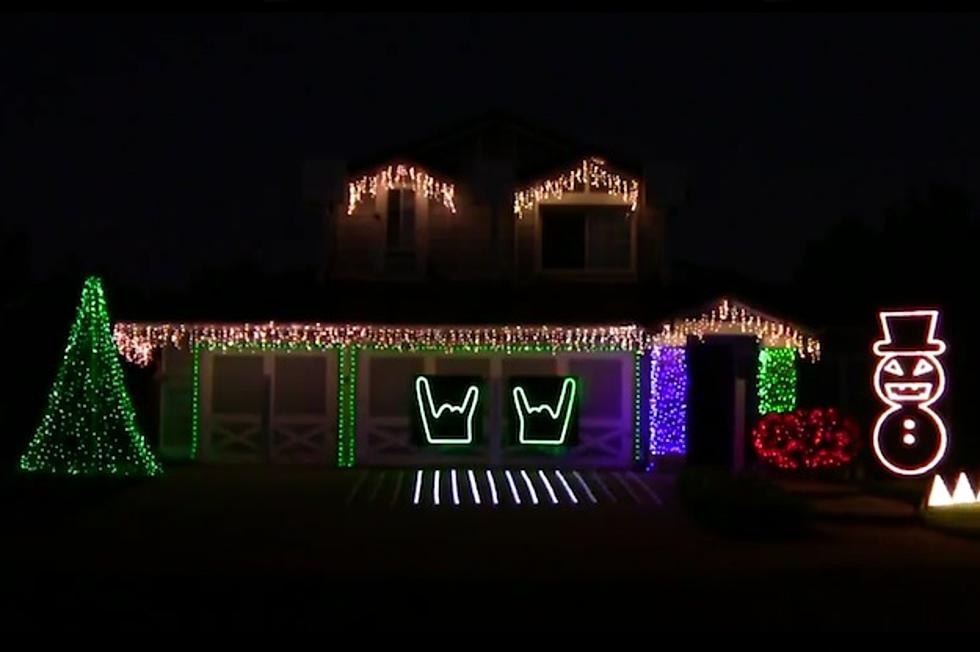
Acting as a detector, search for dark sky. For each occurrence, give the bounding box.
[4,13,980,287]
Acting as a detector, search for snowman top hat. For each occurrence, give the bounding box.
[873,309,947,356]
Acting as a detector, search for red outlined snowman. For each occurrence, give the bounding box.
[872,310,948,476]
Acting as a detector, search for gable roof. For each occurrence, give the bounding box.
[346,110,643,183]
[655,296,821,360]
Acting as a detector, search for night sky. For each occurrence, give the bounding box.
[4,13,980,287]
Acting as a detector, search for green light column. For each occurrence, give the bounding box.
[757,346,798,414]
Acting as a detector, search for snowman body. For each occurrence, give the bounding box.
[873,402,946,476]
[871,310,948,476]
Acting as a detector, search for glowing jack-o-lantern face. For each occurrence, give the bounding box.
[874,355,944,405]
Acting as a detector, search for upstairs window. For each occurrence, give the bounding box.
[386,188,416,251]
[540,205,631,271]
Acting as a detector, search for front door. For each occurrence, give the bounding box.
[685,335,759,468]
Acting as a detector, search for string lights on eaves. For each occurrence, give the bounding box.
[114,323,649,366]
[347,163,456,215]
[20,277,163,477]
[115,316,820,368]
[656,299,821,361]
[513,157,640,218]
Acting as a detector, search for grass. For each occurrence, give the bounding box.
[5,465,980,629]
[922,506,980,539]
[677,465,814,539]
[860,476,930,507]
[0,466,156,525]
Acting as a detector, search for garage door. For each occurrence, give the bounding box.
[199,349,338,463]
[355,350,636,468]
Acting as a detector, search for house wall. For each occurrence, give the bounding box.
[159,344,644,469]
[335,185,507,280]
[154,338,800,468]
[426,189,499,280]
[158,346,194,460]
[318,165,662,283]
[518,192,640,281]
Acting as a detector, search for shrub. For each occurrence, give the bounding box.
[753,407,861,471]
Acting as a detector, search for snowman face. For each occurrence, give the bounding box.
[874,354,944,404]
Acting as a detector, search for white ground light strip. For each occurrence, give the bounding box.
[397,469,662,508]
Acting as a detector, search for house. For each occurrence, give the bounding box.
[112,114,820,471]
[304,111,665,285]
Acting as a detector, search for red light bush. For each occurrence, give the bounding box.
[753,407,860,471]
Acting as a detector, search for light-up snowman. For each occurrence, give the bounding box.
[872,310,948,476]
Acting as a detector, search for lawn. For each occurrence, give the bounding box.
[4,465,980,630]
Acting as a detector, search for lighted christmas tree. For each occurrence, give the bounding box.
[20,276,163,476]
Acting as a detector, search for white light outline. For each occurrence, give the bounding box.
[520,470,539,505]
[504,470,521,505]
[391,470,405,508]
[554,470,579,504]
[467,469,481,505]
[872,309,949,477]
[614,472,640,504]
[873,310,947,357]
[512,377,577,445]
[884,359,904,376]
[415,376,480,445]
[537,470,559,504]
[433,469,441,506]
[952,472,975,504]
[626,473,663,506]
[913,359,934,376]
[572,470,597,504]
[927,474,954,507]
[450,468,459,506]
[412,469,423,505]
[872,404,948,476]
[591,471,617,503]
[485,469,499,506]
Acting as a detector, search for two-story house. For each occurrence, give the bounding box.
[113,113,819,477]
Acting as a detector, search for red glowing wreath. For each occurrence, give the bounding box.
[753,408,861,470]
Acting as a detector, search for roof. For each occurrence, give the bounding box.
[654,296,821,359]
[346,109,644,184]
[113,293,820,366]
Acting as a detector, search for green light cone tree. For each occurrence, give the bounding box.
[19,276,163,476]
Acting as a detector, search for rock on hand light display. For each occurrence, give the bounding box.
[872,310,948,477]
[414,376,481,445]
[511,377,578,446]
[20,277,163,477]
